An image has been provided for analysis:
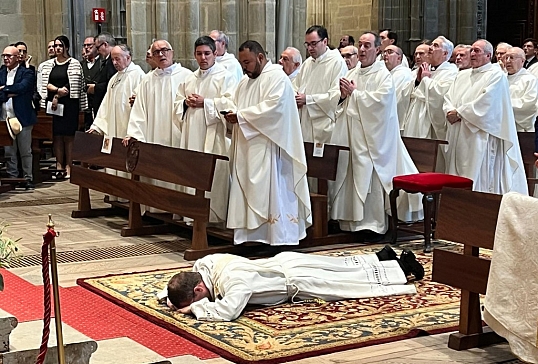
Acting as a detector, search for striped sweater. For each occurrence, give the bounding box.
[37,58,88,111]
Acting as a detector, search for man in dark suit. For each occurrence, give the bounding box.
[522,38,538,69]
[86,32,117,116]
[0,45,37,190]
[14,41,40,113]
[81,36,101,130]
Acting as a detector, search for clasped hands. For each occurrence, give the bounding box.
[339,77,356,99]
[185,94,204,108]
[446,110,461,124]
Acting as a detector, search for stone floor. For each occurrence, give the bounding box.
[0,179,523,363]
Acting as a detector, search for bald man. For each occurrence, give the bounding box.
[505,47,538,132]
[444,39,527,195]
[383,45,413,129]
[124,40,192,213]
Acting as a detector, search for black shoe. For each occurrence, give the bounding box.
[24,181,35,190]
[400,249,425,280]
[376,245,398,261]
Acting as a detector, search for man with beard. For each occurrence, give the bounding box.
[443,39,527,194]
[293,25,347,143]
[329,32,422,240]
[222,40,311,246]
[173,36,236,225]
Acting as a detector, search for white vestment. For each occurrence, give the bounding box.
[90,62,145,201]
[227,62,311,245]
[483,192,538,364]
[188,252,417,321]
[443,63,528,195]
[403,61,458,140]
[293,48,348,143]
[216,52,243,84]
[390,64,414,129]
[329,61,423,233]
[527,62,538,78]
[126,63,193,213]
[91,62,145,138]
[507,68,538,132]
[173,63,236,223]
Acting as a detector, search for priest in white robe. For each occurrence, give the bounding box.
[209,30,243,84]
[88,45,145,201]
[383,45,414,129]
[223,40,311,246]
[165,248,422,321]
[443,39,528,195]
[293,25,348,143]
[329,32,423,236]
[124,40,193,213]
[403,36,458,140]
[505,47,538,132]
[173,36,237,224]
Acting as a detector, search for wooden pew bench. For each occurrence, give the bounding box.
[517,131,537,195]
[431,187,505,350]
[70,131,227,258]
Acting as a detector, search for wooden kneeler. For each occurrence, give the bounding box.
[431,187,505,350]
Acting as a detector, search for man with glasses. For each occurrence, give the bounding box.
[383,45,413,129]
[378,30,409,68]
[81,36,101,130]
[504,47,538,132]
[329,32,422,241]
[209,30,243,84]
[403,36,457,143]
[340,45,359,70]
[86,33,117,116]
[0,46,37,190]
[443,39,527,195]
[293,25,347,144]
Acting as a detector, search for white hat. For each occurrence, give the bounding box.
[6,117,22,139]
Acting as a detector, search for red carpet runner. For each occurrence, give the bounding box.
[0,268,218,359]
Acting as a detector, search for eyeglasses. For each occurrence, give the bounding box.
[152,48,172,56]
[1,54,17,59]
[383,49,401,56]
[504,55,524,61]
[303,39,324,48]
[341,53,357,59]
[96,42,106,50]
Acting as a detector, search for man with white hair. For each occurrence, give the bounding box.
[443,39,527,195]
[340,45,359,71]
[209,30,243,84]
[278,47,302,80]
[88,45,145,200]
[383,45,413,129]
[403,36,458,141]
[329,32,422,239]
[124,40,193,212]
[504,47,538,132]
[494,42,512,70]
[453,44,472,70]
[294,25,348,144]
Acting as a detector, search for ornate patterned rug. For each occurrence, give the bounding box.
[77,242,464,364]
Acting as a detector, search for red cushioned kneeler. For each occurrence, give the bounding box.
[389,172,473,252]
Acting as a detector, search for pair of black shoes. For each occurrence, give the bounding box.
[376,245,425,280]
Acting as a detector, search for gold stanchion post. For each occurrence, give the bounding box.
[47,214,66,364]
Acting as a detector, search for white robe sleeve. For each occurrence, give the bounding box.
[126,79,148,141]
[510,76,538,131]
[189,282,253,321]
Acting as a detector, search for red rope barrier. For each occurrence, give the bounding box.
[35,227,56,364]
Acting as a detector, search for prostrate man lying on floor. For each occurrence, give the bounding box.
[161,247,424,321]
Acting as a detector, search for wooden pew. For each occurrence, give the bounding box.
[70,131,228,259]
[517,131,537,195]
[431,187,505,350]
